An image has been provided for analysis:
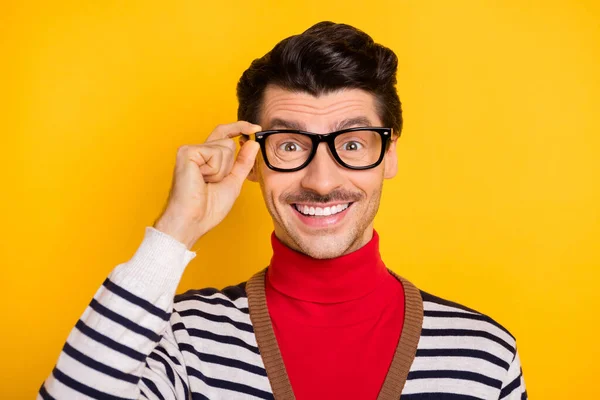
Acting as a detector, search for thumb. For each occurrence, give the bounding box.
[225,140,260,187]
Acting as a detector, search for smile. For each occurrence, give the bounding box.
[292,203,351,216]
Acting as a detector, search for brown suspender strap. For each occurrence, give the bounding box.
[247,268,424,400]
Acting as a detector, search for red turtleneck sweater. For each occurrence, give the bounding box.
[265,231,405,400]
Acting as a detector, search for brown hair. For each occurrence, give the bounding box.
[236,21,403,135]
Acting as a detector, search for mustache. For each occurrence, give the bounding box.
[282,189,363,204]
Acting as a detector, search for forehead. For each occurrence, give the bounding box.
[259,85,381,131]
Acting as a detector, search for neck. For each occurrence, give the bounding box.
[267,230,388,303]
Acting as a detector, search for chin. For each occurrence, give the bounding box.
[290,229,357,259]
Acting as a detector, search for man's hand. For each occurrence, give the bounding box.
[153,121,262,249]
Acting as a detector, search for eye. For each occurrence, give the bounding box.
[341,141,363,151]
[279,142,303,152]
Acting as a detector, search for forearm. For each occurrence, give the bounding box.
[39,227,196,399]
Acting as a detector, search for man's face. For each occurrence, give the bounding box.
[248,86,399,259]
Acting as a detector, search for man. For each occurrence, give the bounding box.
[39,22,526,399]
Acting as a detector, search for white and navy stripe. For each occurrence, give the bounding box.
[40,280,526,399]
[401,292,526,399]
[38,228,526,399]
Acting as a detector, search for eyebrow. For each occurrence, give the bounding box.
[333,117,374,131]
[266,116,374,132]
[268,118,306,130]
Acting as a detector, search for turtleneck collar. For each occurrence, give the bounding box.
[266,230,388,303]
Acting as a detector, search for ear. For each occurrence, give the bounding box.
[383,136,399,179]
[239,135,259,182]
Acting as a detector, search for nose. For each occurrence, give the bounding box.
[300,143,345,195]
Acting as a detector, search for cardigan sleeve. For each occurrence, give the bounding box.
[498,347,527,399]
[38,227,196,399]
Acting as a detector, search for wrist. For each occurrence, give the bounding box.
[153,213,202,249]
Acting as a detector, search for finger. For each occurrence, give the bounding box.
[180,140,235,182]
[197,147,224,180]
[181,139,236,161]
[209,138,237,153]
[217,143,236,178]
[224,140,260,188]
[206,121,262,142]
[200,144,237,183]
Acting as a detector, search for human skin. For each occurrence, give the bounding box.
[154,86,398,254]
[244,85,399,259]
[154,121,262,249]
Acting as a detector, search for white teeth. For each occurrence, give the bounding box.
[295,203,350,216]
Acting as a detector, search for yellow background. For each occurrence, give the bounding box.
[2,0,599,398]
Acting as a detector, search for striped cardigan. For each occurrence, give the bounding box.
[39,227,527,399]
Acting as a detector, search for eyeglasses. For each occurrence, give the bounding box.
[249,127,393,172]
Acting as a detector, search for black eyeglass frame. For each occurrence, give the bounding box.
[250,127,394,172]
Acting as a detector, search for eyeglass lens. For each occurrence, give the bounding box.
[264,130,383,170]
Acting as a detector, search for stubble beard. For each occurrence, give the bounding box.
[266,184,384,260]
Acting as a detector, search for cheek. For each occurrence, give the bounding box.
[259,166,302,204]
[348,169,384,198]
